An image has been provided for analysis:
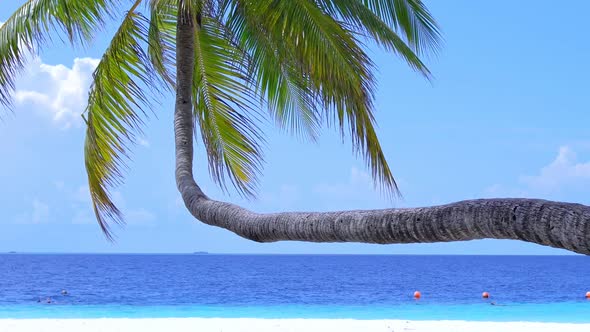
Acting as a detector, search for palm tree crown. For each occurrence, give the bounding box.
[1,0,440,237]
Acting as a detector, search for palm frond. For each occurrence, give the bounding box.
[148,0,177,88]
[229,0,399,196]
[316,0,433,78]
[360,0,441,55]
[223,0,322,140]
[192,17,265,197]
[84,4,160,239]
[0,0,116,108]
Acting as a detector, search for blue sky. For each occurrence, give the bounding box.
[1,1,589,254]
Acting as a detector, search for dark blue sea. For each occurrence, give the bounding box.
[0,254,589,322]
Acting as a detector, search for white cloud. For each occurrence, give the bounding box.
[519,146,590,193]
[127,208,157,226]
[31,199,50,224]
[14,199,50,224]
[65,184,156,226]
[485,146,590,197]
[138,138,151,148]
[314,167,374,197]
[15,57,99,128]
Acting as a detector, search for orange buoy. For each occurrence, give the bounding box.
[482,292,490,299]
[413,291,421,299]
[586,291,590,299]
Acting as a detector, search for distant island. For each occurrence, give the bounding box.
[193,251,209,255]
[7,251,17,254]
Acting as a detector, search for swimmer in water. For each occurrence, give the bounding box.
[61,290,68,295]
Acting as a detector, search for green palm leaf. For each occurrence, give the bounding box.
[228,0,399,196]
[147,0,177,87]
[317,0,433,77]
[224,0,322,140]
[360,0,441,55]
[192,17,265,196]
[84,1,162,239]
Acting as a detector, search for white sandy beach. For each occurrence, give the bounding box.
[1,318,589,332]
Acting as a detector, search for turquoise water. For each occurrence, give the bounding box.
[1,254,589,322]
[1,303,589,322]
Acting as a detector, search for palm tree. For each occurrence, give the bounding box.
[1,0,589,255]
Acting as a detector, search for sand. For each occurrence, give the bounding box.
[0,318,588,332]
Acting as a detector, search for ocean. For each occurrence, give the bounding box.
[0,254,588,322]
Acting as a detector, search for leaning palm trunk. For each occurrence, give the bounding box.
[174,14,590,255]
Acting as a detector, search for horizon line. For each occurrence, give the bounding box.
[0,252,581,256]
